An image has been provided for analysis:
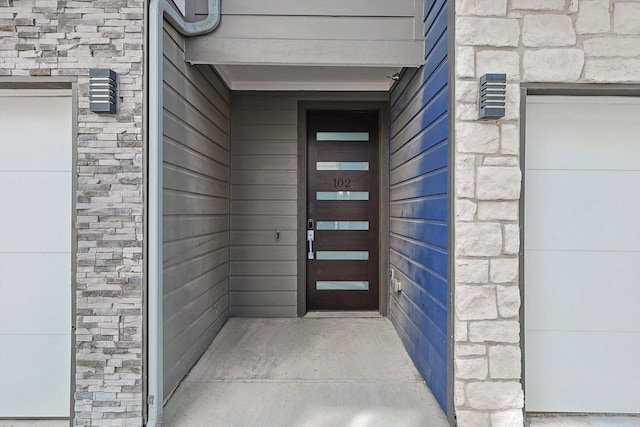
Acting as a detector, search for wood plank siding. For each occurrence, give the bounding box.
[229,92,387,317]
[162,24,231,400]
[185,0,423,67]
[388,0,449,413]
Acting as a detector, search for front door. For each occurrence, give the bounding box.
[306,110,379,311]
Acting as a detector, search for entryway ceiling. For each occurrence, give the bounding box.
[212,65,403,91]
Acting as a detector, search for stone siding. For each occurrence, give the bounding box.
[0,1,144,426]
[454,0,640,425]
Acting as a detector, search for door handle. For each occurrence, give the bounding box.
[307,230,315,260]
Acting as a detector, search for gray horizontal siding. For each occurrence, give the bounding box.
[230,93,297,317]
[162,23,231,401]
[186,0,423,66]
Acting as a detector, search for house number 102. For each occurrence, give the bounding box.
[333,178,351,188]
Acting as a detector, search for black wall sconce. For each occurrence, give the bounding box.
[479,73,506,119]
[90,69,117,114]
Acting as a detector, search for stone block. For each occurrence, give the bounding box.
[456,102,479,121]
[457,285,498,320]
[457,0,508,16]
[456,410,490,427]
[468,320,520,343]
[497,285,521,318]
[477,201,518,221]
[455,381,466,406]
[476,50,520,81]
[456,80,479,104]
[523,15,576,47]
[456,47,475,78]
[490,258,518,283]
[476,166,521,200]
[501,124,519,155]
[523,49,584,82]
[456,223,503,257]
[583,37,640,57]
[456,357,489,379]
[576,0,610,34]
[456,199,477,221]
[585,58,640,82]
[491,410,525,427]
[489,345,521,379]
[456,320,469,342]
[456,344,487,356]
[456,122,500,153]
[504,224,520,255]
[466,381,524,409]
[512,0,565,10]
[614,3,640,34]
[456,17,521,47]
[456,154,477,198]
[456,259,488,283]
[483,157,518,167]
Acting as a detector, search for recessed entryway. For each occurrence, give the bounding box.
[524,95,640,414]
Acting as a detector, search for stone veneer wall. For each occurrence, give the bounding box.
[453,0,640,425]
[0,1,144,426]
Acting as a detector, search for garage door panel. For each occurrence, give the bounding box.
[526,97,640,171]
[525,250,640,332]
[0,89,72,417]
[0,253,71,335]
[0,334,71,417]
[526,330,640,413]
[525,95,640,415]
[525,170,640,252]
[0,171,72,253]
[0,92,72,171]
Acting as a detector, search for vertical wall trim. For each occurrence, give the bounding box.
[70,81,78,426]
[446,0,455,423]
[519,86,528,418]
[379,104,391,316]
[296,106,307,317]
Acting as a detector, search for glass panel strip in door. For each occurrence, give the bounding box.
[316,281,370,290]
[316,191,369,201]
[316,132,369,141]
[316,221,369,230]
[316,251,369,260]
[317,162,369,171]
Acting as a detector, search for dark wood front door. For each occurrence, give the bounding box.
[306,110,379,311]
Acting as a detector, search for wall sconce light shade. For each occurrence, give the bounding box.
[90,69,117,114]
[479,73,506,119]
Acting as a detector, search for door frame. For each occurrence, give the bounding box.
[519,82,640,417]
[297,101,389,316]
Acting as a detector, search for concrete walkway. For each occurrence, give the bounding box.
[163,317,449,427]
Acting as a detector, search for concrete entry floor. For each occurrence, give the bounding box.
[163,317,448,427]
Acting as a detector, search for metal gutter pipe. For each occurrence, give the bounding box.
[147,1,220,426]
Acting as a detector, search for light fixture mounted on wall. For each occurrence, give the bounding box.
[479,73,506,119]
[90,69,118,114]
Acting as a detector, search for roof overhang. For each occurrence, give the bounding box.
[185,38,423,91]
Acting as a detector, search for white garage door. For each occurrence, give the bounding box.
[525,96,640,413]
[0,89,72,417]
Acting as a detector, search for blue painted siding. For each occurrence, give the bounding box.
[388,0,448,413]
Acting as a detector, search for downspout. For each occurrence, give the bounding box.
[147,1,220,426]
